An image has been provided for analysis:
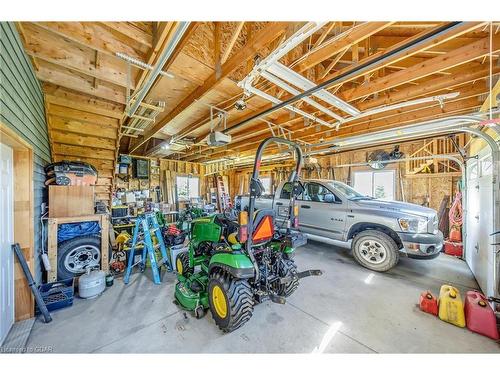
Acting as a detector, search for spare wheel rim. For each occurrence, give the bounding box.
[64,244,100,273]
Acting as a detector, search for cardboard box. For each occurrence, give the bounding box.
[121,192,136,204]
[49,186,95,218]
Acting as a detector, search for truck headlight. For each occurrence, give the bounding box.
[398,218,428,233]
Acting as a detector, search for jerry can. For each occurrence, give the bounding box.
[464,291,499,340]
[438,285,465,327]
[419,290,438,316]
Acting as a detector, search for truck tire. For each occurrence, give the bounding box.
[175,252,193,276]
[276,259,299,297]
[351,230,399,272]
[57,235,102,280]
[208,271,254,332]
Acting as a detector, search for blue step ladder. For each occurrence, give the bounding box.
[124,213,172,285]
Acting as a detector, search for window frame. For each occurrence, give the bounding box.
[353,169,396,201]
[176,174,200,201]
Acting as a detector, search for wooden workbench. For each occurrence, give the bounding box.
[47,214,109,282]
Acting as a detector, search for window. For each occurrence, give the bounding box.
[480,154,492,176]
[260,177,272,194]
[303,182,339,203]
[353,170,395,201]
[326,181,363,200]
[176,176,200,201]
[280,182,293,199]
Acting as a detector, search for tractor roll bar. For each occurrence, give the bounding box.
[246,137,304,280]
[250,136,303,183]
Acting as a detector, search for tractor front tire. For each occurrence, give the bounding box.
[276,258,299,297]
[176,252,193,276]
[208,271,254,332]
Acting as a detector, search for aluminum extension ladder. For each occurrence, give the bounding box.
[215,174,231,212]
[123,213,172,285]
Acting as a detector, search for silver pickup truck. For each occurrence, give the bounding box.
[235,179,443,272]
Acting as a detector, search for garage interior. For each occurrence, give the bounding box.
[1,19,500,354]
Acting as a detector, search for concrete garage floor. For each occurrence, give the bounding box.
[26,241,500,353]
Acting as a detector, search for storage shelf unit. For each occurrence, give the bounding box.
[47,214,109,282]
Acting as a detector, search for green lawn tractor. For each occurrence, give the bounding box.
[174,137,322,332]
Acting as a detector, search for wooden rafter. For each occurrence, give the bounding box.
[35,59,127,103]
[480,78,500,112]
[294,22,394,72]
[312,22,336,49]
[129,22,290,153]
[319,47,349,79]
[100,22,153,47]
[221,22,244,64]
[341,34,500,102]
[319,22,487,85]
[33,22,148,60]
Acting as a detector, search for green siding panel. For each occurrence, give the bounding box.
[0,21,51,284]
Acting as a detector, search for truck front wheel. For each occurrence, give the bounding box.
[352,230,399,272]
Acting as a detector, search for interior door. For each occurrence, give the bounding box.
[298,182,347,240]
[0,143,14,345]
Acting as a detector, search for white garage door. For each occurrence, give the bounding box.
[466,153,495,297]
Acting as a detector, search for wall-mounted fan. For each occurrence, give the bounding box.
[367,146,404,170]
[367,150,391,170]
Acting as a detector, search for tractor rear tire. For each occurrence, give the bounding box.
[176,252,193,276]
[208,271,254,332]
[276,258,299,297]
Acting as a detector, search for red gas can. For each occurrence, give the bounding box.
[464,291,499,340]
[419,290,438,316]
[444,241,463,257]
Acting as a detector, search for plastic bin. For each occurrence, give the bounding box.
[36,278,74,314]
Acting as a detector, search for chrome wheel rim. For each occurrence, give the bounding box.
[359,239,387,264]
[63,244,100,273]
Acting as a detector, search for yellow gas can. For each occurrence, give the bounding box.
[438,285,465,327]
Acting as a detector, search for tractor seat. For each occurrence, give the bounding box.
[252,209,275,244]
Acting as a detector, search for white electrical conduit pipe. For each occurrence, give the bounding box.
[309,115,498,150]
[127,22,191,117]
[327,92,461,128]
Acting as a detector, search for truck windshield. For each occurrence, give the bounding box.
[326,181,372,200]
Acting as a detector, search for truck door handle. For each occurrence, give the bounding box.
[275,202,283,206]
[301,205,311,209]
